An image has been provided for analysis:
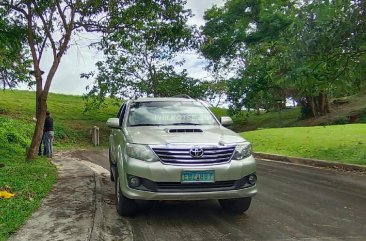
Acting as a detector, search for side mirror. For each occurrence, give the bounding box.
[106,118,121,129]
[220,116,233,127]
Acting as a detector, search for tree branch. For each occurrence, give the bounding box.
[43,1,79,97]
[25,3,40,79]
[56,2,68,31]
[31,0,57,57]
[0,2,28,17]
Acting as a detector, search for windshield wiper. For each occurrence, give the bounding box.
[129,124,161,127]
[170,122,201,125]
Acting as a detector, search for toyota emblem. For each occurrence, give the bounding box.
[190,147,204,158]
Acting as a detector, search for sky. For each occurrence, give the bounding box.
[24,0,225,96]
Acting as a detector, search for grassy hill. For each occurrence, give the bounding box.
[1,90,299,147]
[1,90,366,148]
[0,90,118,147]
[212,94,366,132]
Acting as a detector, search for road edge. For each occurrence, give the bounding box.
[253,152,366,173]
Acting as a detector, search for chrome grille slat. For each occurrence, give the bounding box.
[154,149,234,155]
[158,153,232,159]
[161,156,230,161]
[152,145,235,165]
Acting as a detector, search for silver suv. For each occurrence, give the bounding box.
[107,97,257,216]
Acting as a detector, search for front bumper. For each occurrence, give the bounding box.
[122,184,257,201]
[117,155,257,200]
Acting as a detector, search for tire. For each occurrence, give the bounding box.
[219,197,252,214]
[115,174,138,217]
[110,163,115,182]
[109,150,115,182]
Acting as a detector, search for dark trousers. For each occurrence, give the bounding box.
[43,131,54,157]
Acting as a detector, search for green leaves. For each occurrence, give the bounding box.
[83,0,202,109]
[0,17,31,89]
[200,0,366,117]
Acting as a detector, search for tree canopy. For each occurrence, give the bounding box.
[82,0,206,109]
[0,17,31,88]
[200,0,366,117]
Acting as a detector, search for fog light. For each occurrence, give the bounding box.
[248,174,257,185]
[129,176,141,187]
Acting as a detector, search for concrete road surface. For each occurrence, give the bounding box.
[71,149,366,241]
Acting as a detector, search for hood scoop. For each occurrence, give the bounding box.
[167,128,203,133]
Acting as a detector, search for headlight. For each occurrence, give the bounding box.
[232,143,252,160]
[126,143,158,162]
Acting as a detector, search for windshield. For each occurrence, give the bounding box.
[127,101,218,126]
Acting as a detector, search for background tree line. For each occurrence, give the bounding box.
[201,0,366,117]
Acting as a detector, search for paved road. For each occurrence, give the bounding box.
[72,150,366,241]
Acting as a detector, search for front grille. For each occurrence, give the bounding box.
[152,145,235,165]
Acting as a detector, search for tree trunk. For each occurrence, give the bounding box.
[27,95,47,160]
[324,94,330,113]
[255,101,260,115]
[305,96,316,117]
[318,92,326,115]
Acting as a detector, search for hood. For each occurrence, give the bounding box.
[125,125,247,145]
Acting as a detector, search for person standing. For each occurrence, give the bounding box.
[43,111,54,158]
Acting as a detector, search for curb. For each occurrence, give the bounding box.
[253,152,366,173]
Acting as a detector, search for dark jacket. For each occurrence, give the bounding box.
[44,116,54,132]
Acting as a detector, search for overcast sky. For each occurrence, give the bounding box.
[24,0,225,95]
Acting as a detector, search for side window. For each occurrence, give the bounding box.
[119,104,127,126]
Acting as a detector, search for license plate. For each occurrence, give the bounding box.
[181,170,214,183]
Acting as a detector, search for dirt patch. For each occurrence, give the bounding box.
[302,95,366,126]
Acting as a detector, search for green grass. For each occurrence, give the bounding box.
[0,116,57,241]
[0,90,119,147]
[241,124,366,165]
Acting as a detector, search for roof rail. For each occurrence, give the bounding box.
[171,94,193,99]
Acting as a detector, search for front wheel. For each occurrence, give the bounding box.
[115,175,137,217]
[109,150,115,182]
[219,197,252,214]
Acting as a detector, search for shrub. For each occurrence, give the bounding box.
[53,125,68,139]
[0,117,32,158]
[331,117,348,125]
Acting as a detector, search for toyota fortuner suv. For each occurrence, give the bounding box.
[107,97,257,216]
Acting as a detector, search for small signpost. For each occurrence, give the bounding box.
[91,126,100,146]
